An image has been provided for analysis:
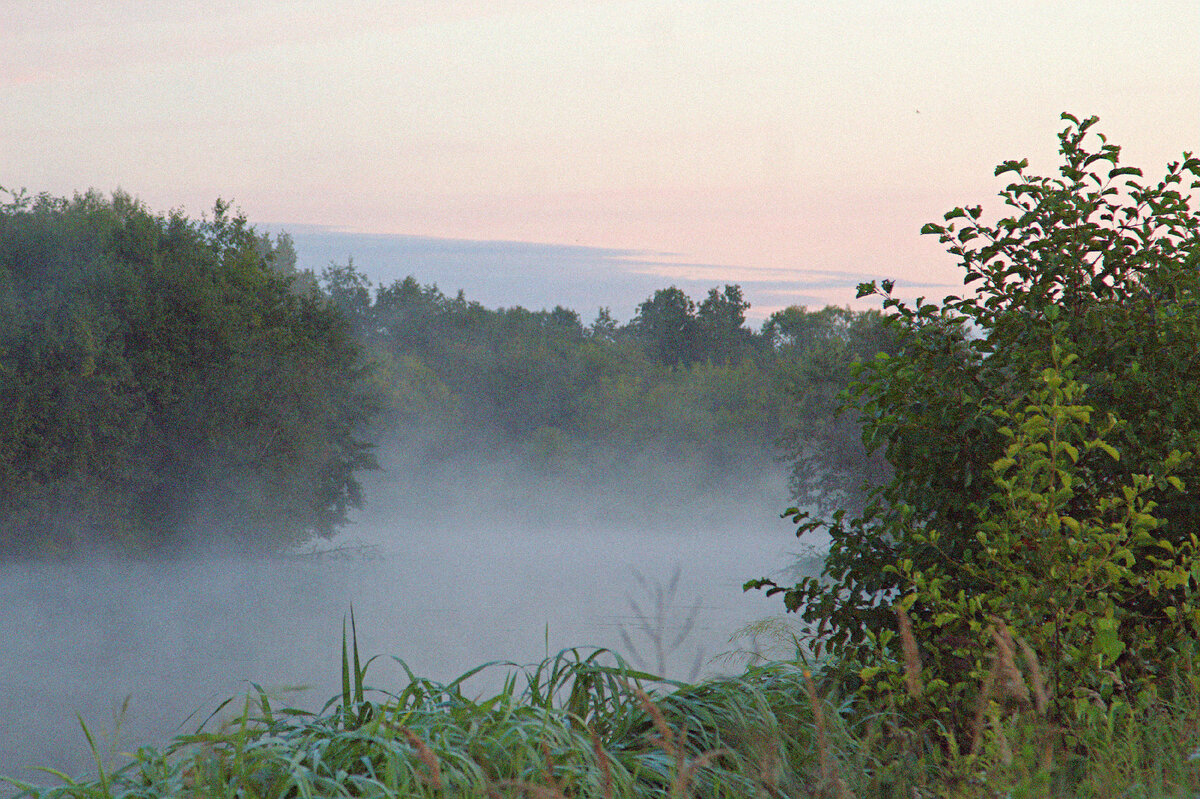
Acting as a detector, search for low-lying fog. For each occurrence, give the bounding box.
[1,453,823,788]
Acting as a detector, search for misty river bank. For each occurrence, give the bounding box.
[1,456,822,789]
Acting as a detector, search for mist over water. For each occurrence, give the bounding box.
[1,453,815,789]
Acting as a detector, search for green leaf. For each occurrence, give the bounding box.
[995,159,1029,177]
[1094,618,1125,663]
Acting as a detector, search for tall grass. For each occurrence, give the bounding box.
[6,612,1200,798]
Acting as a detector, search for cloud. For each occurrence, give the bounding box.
[270,226,897,323]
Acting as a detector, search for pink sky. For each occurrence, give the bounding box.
[3,1,1197,315]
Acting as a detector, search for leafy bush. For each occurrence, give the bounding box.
[752,114,1200,733]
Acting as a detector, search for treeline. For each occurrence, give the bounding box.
[0,188,894,556]
[322,263,894,510]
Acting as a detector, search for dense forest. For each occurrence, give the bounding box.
[0,187,893,557]
[319,261,894,508]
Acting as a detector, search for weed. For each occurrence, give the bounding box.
[617,565,705,681]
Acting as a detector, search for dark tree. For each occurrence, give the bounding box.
[631,286,700,367]
[766,306,896,514]
[0,190,376,556]
[696,284,753,364]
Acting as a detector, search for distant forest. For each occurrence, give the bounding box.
[0,189,895,556]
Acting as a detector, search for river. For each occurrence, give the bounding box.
[0,461,818,789]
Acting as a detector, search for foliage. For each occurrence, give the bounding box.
[0,185,894,553]
[883,351,1199,732]
[631,286,702,367]
[767,305,897,514]
[323,267,892,497]
[7,627,1200,798]
[0,190,376,555]
[629,284,761,368]
[697,285,753,365]
[3,642,828,799]
[751,114,1200,729]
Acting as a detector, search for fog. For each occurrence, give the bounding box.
[0,451,818,789]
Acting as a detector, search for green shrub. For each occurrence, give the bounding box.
[751,113,1200,737]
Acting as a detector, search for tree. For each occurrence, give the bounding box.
[0,190,377,555]
[766,306,896,515]
[631,286,700,367]
[751,114,1200,725]
[322,259,375,337]
[546,305,584,338]
[588,307,619,341]
[696,284,752,364]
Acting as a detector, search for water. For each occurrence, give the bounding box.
[0,462,814,788]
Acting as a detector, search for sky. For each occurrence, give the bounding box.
[3,1,1197,321]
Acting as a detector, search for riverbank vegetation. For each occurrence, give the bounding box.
[316,258,894,520]
[0,192,375,555]
[748,114,1200,793]
[5,623,1200,798]
[0,186,891,556]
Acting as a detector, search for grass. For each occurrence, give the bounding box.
[6,611,1200,798]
